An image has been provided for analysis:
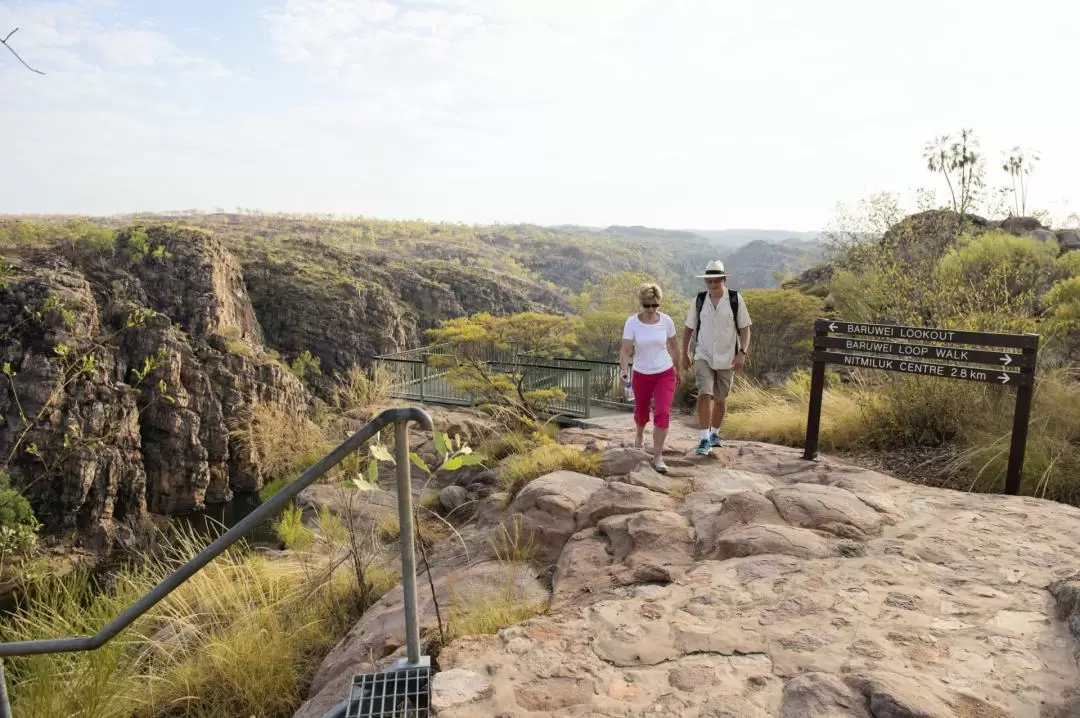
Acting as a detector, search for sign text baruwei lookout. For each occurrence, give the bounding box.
[803,320,1038,495]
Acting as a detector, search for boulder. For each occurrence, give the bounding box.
[599,446,651,477]
[575,481,676,529]
[506,471,605,561]
[767,483,883,540]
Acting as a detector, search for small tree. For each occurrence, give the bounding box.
[1001,147,1040,217]
[924,129,985,223]
[426,312,580,428]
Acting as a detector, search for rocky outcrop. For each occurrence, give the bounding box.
[784,210,1080,301]
[423,418,1080,717]
[0,227,310,546]
[238,243,571,381]
[293,560,550,718]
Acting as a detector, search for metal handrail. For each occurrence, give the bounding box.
[0,406,434,718]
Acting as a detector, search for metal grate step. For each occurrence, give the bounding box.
[345,657,432,718]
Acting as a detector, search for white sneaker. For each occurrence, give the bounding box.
[651,458,668,474]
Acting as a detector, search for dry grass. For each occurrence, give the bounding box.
[489,515,535,563]
[332,363,398,412]
[726,366,1080,505]
[723,370,873,450]
[439,563,548,647]
[229,402,331,485]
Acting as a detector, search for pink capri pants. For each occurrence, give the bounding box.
[631,367,676,429]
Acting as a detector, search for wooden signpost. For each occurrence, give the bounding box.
[803,319,1039,495]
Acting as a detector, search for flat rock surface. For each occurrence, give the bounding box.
[430,420,1080,717]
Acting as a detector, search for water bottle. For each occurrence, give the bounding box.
[623,373,634,403]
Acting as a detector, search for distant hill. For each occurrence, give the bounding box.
[722,238,826,290]
[544,224,823,293]
[685,228,821,249]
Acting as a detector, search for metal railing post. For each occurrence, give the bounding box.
[0,661,11,718]
[394,421,421,665]
[583,369,592,418]
[418,361,426,404]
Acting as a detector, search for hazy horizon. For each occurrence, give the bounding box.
[3,0,1077,230]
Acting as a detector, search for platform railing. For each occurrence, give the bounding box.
[0,407,435,718]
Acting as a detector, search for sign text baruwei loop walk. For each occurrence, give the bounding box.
[802,319,1038,495]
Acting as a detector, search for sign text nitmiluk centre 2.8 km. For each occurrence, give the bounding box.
[802,319,1039,496]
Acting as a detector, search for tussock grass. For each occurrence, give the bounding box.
[229,403,331,489]
[332,363,397,412]
[0,523,396,718]
[440,563,548,647]
[944,367,1080,502]
[490,515,535,563]
[723,370,872,450]
[726,366,1080,504]
[497,442,601,502]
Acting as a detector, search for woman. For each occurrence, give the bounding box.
[619,283,680,473]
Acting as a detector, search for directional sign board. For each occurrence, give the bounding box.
[803,319,1039,496]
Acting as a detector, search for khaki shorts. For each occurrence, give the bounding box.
[694,359,734,401]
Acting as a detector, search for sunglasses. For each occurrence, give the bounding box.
[642,303,659,309]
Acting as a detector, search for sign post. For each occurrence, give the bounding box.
[803,320,1038,495]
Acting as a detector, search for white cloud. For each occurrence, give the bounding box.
[2,0,1078,229]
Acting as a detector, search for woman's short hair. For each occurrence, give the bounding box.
[639,283,662,304]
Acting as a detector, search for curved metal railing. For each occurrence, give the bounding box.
[0,406,434,718]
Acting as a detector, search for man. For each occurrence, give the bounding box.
[682,260,751,455]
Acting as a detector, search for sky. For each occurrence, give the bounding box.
[1,0,1077,231]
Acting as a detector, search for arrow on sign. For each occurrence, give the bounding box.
[1000,354,1012,366]
[828,322,838,331]
[999,373,1010,384]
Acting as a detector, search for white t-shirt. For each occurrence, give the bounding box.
[685,292,752,370]
[622,313,677,374]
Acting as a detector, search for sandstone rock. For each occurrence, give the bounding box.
[780,672,869,717]
[438,485,469,515]
[998,215,1047,235]
[1059,229,1080,252]
[706,523,836,560]
[576,481,676,529]
[599,446,651,477]
[506,470,604,561]
[623,464,688,495]
[693,468,776,496]
[301,417,1080,718]
[768,483,883,539]
[551,528,618,609]
[514,676,594,711]
[1048,572,1080,644]
[430,668,493,710]
[294,560,548,718]
[844,671,952,718]
[0,235,310,545]
[598,510,695,584]
[693,490,786,558]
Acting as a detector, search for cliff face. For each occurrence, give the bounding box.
[0,226,310,547]
[238,244,571,377]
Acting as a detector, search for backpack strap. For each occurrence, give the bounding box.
[729,289,741,353]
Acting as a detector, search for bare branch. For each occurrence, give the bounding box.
[2,27,46,75]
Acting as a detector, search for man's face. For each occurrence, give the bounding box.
[705,277,725,295]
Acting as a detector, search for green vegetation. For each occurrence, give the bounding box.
[719,128,1080,503]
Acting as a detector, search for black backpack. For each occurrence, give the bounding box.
[692,289,742,353]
